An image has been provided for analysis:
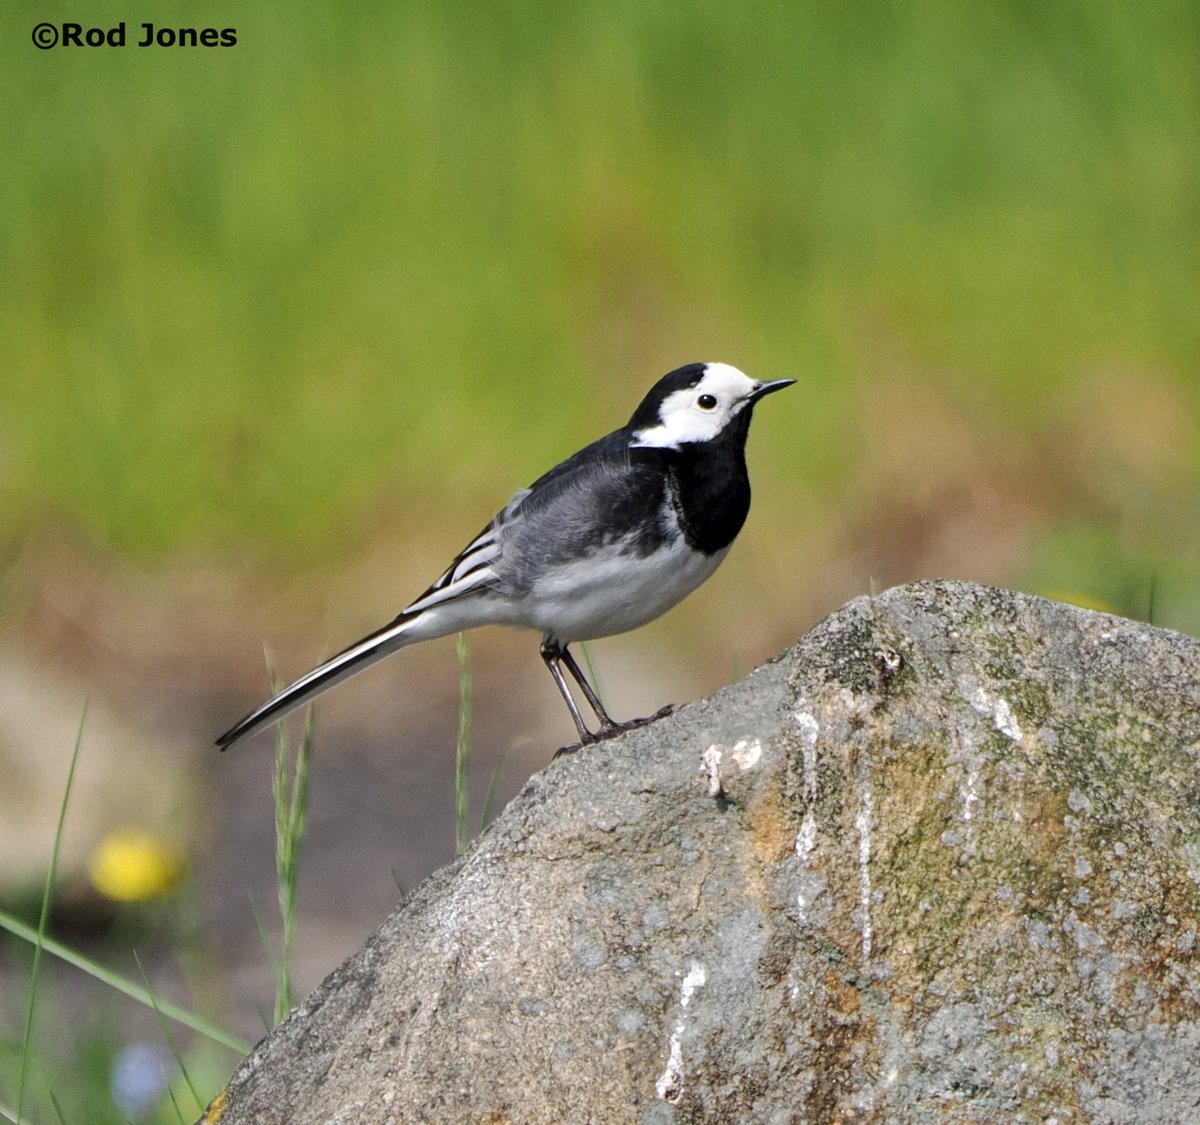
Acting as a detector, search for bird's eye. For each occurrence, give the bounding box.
[697,394,718,410]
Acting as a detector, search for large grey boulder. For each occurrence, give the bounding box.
[203,580,1200,1124]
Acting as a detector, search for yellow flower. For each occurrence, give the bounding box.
[202,1089,229,1124]
[88,827,183,902]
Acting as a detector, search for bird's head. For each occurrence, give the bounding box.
[628,362,794,450]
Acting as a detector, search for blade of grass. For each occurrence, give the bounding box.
[134,949,203,1113]
[579,641,603,709]
[246,894,283,1035]
[479,752,506,834]
[455,632,472,855]
[165,1081,188,1125]
[18,702,86,1123]
[0,1101,23,1124]
[272,702,314,1023]
[0,909,250,1054]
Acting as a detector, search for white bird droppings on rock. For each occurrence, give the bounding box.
[700,739,763,798]
[960,676,1024,741]
[855,754,875,969]
[729,738,762,772]
[655,961,707,1104]
[700,745,724,797]
[795,708,820,802]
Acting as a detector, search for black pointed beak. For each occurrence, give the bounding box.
[747,378,796,403]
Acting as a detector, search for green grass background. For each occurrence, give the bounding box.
[3,0,1196,628]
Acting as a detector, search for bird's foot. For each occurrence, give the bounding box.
[552,704,675,758]
[602,704,676,735]
[587,705,675,744]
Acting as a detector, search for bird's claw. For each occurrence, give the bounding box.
[553,704,675,758]
[632,703,676,727]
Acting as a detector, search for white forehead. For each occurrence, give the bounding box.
[694,362,756,397]
[632,362,757,449]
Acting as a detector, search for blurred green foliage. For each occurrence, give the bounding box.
[1,2,1197,616]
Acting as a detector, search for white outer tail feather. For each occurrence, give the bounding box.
[217,601,472,747]
[217,524,508,747]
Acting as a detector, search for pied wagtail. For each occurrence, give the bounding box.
[216,362,793,751]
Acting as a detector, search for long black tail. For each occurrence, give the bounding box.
[215,612,419,749]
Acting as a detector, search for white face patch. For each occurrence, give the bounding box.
[631,363,761,449]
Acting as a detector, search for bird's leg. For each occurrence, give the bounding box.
[558,644,620,733]
[540,639,595,747]
[559,645,675,736]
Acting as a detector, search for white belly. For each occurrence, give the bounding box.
[514,541,729,642]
